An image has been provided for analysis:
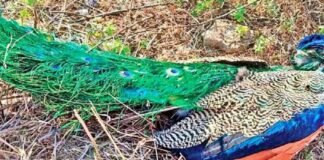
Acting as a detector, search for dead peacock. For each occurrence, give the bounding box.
[0,15,323,160]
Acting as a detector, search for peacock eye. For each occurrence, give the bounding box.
[305,85,311,91]
[166,68,180,77]
[83,57,93,63]
[52,64,60,70]
[120,71,133,78]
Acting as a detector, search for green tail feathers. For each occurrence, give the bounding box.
[0,17,242,118]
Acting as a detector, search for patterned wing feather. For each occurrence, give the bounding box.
[154,71,324,149]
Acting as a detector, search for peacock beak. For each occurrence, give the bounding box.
[294,50,309,67]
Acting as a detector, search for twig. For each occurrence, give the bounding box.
[106,93,155,124]
[111,106,179,123]
[0,137,19,153]
[129,138,152,159]
[46,0,78,27]
[50,11,81,15]
[0,149,17,156]
[90,106,126,160]
[76,2,171,22]
[77,145,91,160]
[76,1,103,13]
[56,0,68,32]
[73,109,102,160]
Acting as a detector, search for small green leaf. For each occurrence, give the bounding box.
[232,4,246,22]
[104,22,117,36]
[235,25,249,37]
[254,35,269,53]
[103,39,131,55]
[191,0,218,17]
[60,120,80,130]
[140,39,150,49]
[21,0,40,6]
[319,26,324,34]
[19,8,32,20]
[248,0,258,4]
[266,0,280,17]
[280,17,295,32]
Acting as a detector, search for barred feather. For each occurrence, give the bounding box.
[154,71,323,149]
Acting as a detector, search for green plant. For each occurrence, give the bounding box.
[235,25,249,37]
[19,0,43,23]
[191,0,214,16]
[87,22,118,45]
[265,0,280,17]
[254,35,269,53]
[104,22,117,36]
[248,0,259,5]
[319,26,324,34]
[280,16,295,32]
[21,0,42,7]
[217,0,225,4]
[191,0,224,17]
[232,4,246,22]
[103,39,131,55]
[19,8,32,19]
[140,39,150,49]
[18,8,32,23]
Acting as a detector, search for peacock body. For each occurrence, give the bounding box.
[154,70,323,146]
[154,70,323,159]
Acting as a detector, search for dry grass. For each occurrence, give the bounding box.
[0,0,323,159]
[0,86,174,159]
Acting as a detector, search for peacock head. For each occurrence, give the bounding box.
[294,34,324,71]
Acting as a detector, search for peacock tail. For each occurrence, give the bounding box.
[1,17,263,119]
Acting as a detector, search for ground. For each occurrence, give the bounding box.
[0,0,323,159]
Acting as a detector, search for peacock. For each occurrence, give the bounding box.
[0,16,285,119]
[0,16,323,159]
